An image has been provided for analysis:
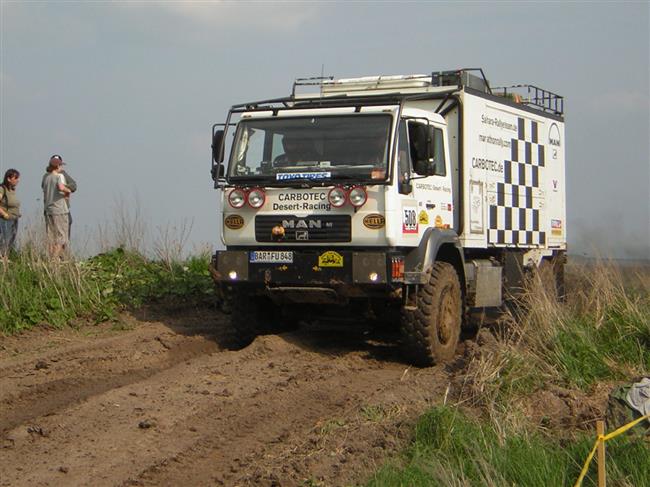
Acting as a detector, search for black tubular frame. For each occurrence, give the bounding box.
[491,84,564,115]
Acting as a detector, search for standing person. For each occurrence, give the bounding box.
[45,155,77,237]
[42,158,71,259]
[0,169,21,258]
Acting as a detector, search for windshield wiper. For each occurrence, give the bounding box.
[277,178,330,188]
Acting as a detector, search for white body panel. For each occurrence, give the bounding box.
[459,92,566,250]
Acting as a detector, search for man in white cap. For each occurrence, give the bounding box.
[43,154,77,238]
[42,157,72,259]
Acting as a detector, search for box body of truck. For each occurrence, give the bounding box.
[209,69,566,365]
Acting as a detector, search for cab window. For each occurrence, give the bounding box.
[397,121,411,184]
[432,127,446,176]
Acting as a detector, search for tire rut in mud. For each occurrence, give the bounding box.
[1,309,453,487]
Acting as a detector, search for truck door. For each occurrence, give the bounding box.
[404,119,454,238]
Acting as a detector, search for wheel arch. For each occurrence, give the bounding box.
[404,227,466,292]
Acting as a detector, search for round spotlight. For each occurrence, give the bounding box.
[228,271,238,280]
[328,186,347,208]
[228,188,246,209]
[369,272,379,282]
[348,186,367,208]
[247,188,266,208]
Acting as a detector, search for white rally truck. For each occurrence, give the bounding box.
[210,69,566,366]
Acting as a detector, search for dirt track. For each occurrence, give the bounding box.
[0,306,455,487]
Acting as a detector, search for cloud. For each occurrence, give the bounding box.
[588,90,650,114]
[133,2,320,33]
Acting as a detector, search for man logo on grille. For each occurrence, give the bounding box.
[281,219,322,229]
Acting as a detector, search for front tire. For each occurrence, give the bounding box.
[229,291,279,348]
[401,262,462,367]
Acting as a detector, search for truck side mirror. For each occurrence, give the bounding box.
[211,164,225,180]
[398,171,413,194]
[212,130,225,163]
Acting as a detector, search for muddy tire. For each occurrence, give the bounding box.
[400,262,462,367]
[228,291,279,348]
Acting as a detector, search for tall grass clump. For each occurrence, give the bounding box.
[367,406,649,487]
[0,250,115,332]
[459,260,649,432]
[0,247,214,334]
[524,261,649,386]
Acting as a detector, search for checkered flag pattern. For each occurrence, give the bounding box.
[488,118,546,246]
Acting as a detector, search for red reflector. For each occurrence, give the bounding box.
[391,257,404,280]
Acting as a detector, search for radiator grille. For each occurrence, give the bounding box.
[255,215,351,242]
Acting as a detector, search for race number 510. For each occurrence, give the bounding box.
[402,207,418,234]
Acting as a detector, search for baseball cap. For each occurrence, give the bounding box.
[49,154,65,166]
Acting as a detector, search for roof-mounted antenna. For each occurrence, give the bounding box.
[320,64,325,98]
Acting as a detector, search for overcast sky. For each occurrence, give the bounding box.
[1,1,648,259]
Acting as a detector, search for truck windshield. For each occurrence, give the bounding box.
[227,114,391,183]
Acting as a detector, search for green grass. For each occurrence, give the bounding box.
[367,406,650,487]
[546,291,650,389]
[464,264,650,421]
[0,248,214,333]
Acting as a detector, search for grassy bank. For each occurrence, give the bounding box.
[369,261,650,486]
[367,406,649,487]
[0,248,214,333]
[462,262,649,427]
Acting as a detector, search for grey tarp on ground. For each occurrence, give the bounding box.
[626,377,650,417]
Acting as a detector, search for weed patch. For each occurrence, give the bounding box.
[0,248,214,334]
[367,406,650,487]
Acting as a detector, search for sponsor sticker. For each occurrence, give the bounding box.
[363,213,385,229]
[402,206,418,234]
[318,251,343,267]
[249,251,293,264]
[551,219,563,236]
[276,172,331,181]
[224,214,244,230]
[418,210,429,225]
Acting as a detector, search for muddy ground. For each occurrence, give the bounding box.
[0,303,609,487]
[0,305,467,487]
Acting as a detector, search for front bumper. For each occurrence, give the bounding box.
[210,249,391,286]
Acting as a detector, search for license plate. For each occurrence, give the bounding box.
[249,251,294,264]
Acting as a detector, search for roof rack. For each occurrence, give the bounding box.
[431,68,492,94]
[292,76,334,97]
[292,68,493,96]
[228,90,457,116]
[492,84,564,115]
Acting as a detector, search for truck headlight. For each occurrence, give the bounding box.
[348,186,367,208]
[328,186,347,208]
[228,188,246,209]
[247,188,266,208]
